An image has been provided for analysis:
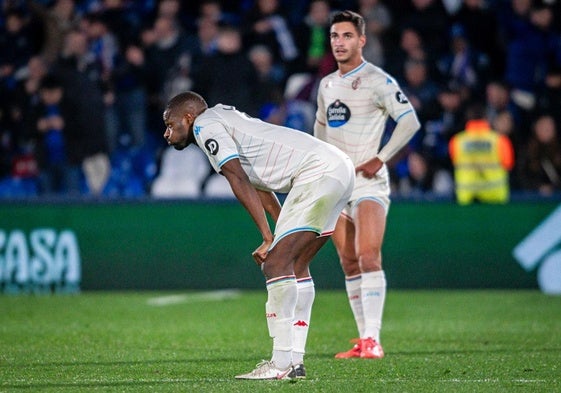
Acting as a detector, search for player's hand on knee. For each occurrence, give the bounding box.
[252,240,271,265]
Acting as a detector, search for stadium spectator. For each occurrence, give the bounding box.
[141,14,196,134]
[191,13,220,63]
[397,0,452,57]
[436,23,490,99]
[384,26,431,83]
[50,50,111,196]
[5,55,50,181]
[396,150,453,198]
[421,85,466,172]
[517,114,561,196]
[241,0,299,74]
[357,0,392,67]
[28,0,81,65]
[82,12,121,145]
[248,44,285,113]
[84,0,142,49]
[453,0,505,79]
[449,104,515,204]
[484,79,518,127]
[400,57,441,124]
[29,75,74,194]
[498,0,561,133]
[0,9,40,79]
[192,25,260,116]
[292,0,332,74]
[163,91,354,380]
[108,42,149,152]
[197,0,240,27]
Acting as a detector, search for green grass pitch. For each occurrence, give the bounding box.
[1,290,560,392]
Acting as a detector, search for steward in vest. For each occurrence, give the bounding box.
[449,118,514,205]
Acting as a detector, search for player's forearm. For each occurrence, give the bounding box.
[222,161,274,242]
[377,111,421,162]
[233,182,273,242]
[257,190,281,223]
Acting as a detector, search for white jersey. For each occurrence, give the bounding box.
[194,104,349,193]
[315,60,416,166]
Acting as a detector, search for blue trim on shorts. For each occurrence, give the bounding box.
[355,196,388,210]
[269,226,321,250]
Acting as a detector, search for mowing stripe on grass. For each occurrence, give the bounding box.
[146,289,241,306]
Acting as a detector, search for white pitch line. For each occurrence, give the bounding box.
[146,289,242,306]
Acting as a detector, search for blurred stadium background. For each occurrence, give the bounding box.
[1,0,560,295]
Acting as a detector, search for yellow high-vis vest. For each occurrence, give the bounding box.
[451,128,509,205]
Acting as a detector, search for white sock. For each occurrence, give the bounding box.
[292,277,315,365]
[266,275,297,370]
[361,270,386,342]
[345,274,364,337]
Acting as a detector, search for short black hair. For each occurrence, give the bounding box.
[330,10,365,36]
[167,91,208,116]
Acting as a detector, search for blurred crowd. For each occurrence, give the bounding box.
[0,0,560,199]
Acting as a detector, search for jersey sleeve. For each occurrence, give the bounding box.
[373,76,420,162]
[194,120,239,173]
[374,76,415,122]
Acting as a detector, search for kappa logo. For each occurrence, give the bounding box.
[326,100,351,128]
[293,320,309,327]
[395,91,409,104]
[204,139,219,155]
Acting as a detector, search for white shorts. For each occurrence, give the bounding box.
[341,164,391,220]
[271,155,355,249]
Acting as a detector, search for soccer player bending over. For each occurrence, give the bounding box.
[163,91,355,379]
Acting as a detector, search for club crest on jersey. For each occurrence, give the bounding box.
[204,139,219,155]
[327,100,351,127]
[352,77,361,90]
[395,91,409,104]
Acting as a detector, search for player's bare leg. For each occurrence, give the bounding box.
[355,200,386,358]
[333,201,387,358]
[332,214,364,358]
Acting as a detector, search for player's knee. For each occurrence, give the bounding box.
[339,254,359,276]
[357,248,382,271]
[262,259,293,279]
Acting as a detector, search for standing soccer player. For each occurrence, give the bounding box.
[163,91,354,379]
[314,10,420,359]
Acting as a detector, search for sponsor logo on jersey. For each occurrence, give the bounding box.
[395,91,409,104]
[204,139,219,155]
[327,100,351,127]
